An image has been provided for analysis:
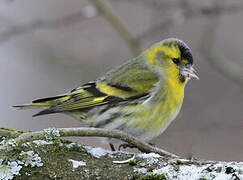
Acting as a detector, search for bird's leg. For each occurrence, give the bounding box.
[118,143,136,151]
[149,142,155,146]
[118,142,156,151]
[109,143,116,151]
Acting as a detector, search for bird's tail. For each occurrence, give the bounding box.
[13,94,70,116]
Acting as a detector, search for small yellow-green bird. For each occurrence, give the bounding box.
[14,38,198,148]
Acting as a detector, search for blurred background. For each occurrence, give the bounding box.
[0,0,243,161]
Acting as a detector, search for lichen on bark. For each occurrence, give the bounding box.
[1,127,243,180]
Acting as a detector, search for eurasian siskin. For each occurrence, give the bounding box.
[14,38,198,148]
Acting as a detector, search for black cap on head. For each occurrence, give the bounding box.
[176,39,193,65]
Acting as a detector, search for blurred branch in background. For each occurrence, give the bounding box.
[115,0,243,15]
[137,0,243,42]
[0,0,141,56]
[200,1,243,87]
[1,1,243,46]
[89,0,141,55]
[114,0,165,10]
[0,5,98,44]
[0,0,243,86]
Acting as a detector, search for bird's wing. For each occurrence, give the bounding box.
[97,58,159,98]
[31,59,158,116]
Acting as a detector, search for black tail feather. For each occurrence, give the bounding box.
[32,95,66,103]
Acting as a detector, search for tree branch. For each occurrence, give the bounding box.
[138,2,243,42]
[1,128,242,179]
[0,127,178,158]
[200,2,243,87]
[89,0,141,55]
[0,7,97,45]
[0,126,24,138]
[1,126,243,179]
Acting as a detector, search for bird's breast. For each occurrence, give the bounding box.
[128,81,185,140]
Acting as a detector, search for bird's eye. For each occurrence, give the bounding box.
[172,58,179,64]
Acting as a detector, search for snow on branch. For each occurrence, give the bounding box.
[0,127,243,179]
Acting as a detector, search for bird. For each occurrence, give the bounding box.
[14,38,198,151]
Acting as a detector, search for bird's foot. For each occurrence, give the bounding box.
[109,143,116,151]
[149,142,155,146]
[118,143,136,151]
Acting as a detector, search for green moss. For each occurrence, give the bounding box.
[216,166,222,173]
[132,173,140,180]
[128,160,137,166]
[141,173,166,180]
[5,138,137,179]
[1,130,170,179]
[146,167,154,172]
[0,126,25,133]
[176,159,191,165]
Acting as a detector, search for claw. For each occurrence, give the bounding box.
[118,143,136,151]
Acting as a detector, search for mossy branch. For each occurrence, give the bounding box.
[0,127,178,158]
[0,126,25,138]
[1,127,243,179]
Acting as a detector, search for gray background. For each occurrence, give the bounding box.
[0,0,243,161]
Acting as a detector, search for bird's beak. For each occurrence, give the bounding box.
[181,66,199,80]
